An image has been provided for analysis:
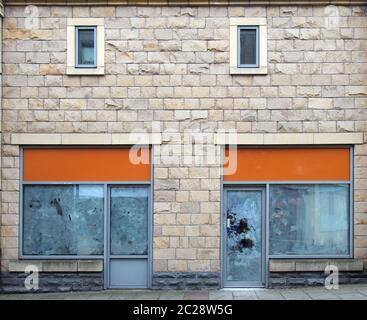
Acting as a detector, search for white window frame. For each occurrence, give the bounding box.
[230,18,267,75]
[67,18,104,75]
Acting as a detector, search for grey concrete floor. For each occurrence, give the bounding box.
[1,284,367,300]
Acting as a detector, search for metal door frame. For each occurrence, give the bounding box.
[221,186,266,288]
[104,183,152,289]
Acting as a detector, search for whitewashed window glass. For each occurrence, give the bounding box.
[23,184,104,255]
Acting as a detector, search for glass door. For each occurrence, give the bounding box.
[223,188,265,287]
[106,185,150,288]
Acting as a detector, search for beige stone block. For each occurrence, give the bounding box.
[308,98,333,109]
[1,218,18,232]
[197,249,218,260]
[168,260,188,272]
[188,260,211,272]
[154,214,176,225]
[153,259,168,272]
[43,261,78,272]
[176,214,191,225]
[8,261,43,272]
[154,248,175,260]
[190,191,209,202]
[199,225,219,237]
[215,133,260,145]
[264,133,314,145]
[295,260,363,272]
[40,64,64,76]
[269,260,296,272]
[11,133,61,145]
[185,225,200,237]
[182,40,207,52]
[313,132,363,145]
[77,261,103,272]
[154,237,170,249]
[60,99,87,110]
[61,134,111,145]
[162,226,185,237]
[176,191,189,202]
[176,248,196,260]
[189,168,208,178]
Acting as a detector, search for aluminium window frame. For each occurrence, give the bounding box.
[18,146,153,265]
[220,145,354,288]
[237,26,259,68]
[75,26,97,69]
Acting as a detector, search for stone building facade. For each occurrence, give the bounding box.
[0,0,367,292]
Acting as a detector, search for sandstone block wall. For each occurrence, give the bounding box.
[0,4,366,274]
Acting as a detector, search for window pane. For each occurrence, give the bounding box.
[78,28,95,66]
[239,28,257,66]
[23,185,104,255]
[269,184,349,256]
[226,191,262,282]
[110,187,148,255]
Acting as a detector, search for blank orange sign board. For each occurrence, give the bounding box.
[224,148,350,181]
[23,148,150,182]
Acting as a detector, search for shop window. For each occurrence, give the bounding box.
[22,184,104,256]
[230,18,267,75]
[67,18,104,75]
[269,184,350,257]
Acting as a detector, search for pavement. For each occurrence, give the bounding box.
[1,284,367,300]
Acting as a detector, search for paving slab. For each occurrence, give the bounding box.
[159,291,185,300]
[1,285,367,300]
[255,290,285,300]
[183,291,209,300]
[232,291,258,300]
[208,291,233,300]
[336,293,367,300]
[279,290,312,300]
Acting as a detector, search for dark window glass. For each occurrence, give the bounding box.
[77,28,95,66]
[239,28,257,66]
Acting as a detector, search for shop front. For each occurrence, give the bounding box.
[222,146,353,287]
[20,147,152,289]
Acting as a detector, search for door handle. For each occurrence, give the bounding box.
[227,218,231,229]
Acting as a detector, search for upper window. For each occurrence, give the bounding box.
[67,18,104,75]
[238,26,258,67]
[230,18,267,75]
[76,27,97,68]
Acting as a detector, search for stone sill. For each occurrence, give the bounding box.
[230,66,267,75]
[269,259,364,273]
[11,133,162,145]
[8,260,103,272]
[214,132,364,145]
[66,67,104,76]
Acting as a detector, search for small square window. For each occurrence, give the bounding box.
[76,27,97,68]
[230,18,267,75]
[238,27,259,68]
